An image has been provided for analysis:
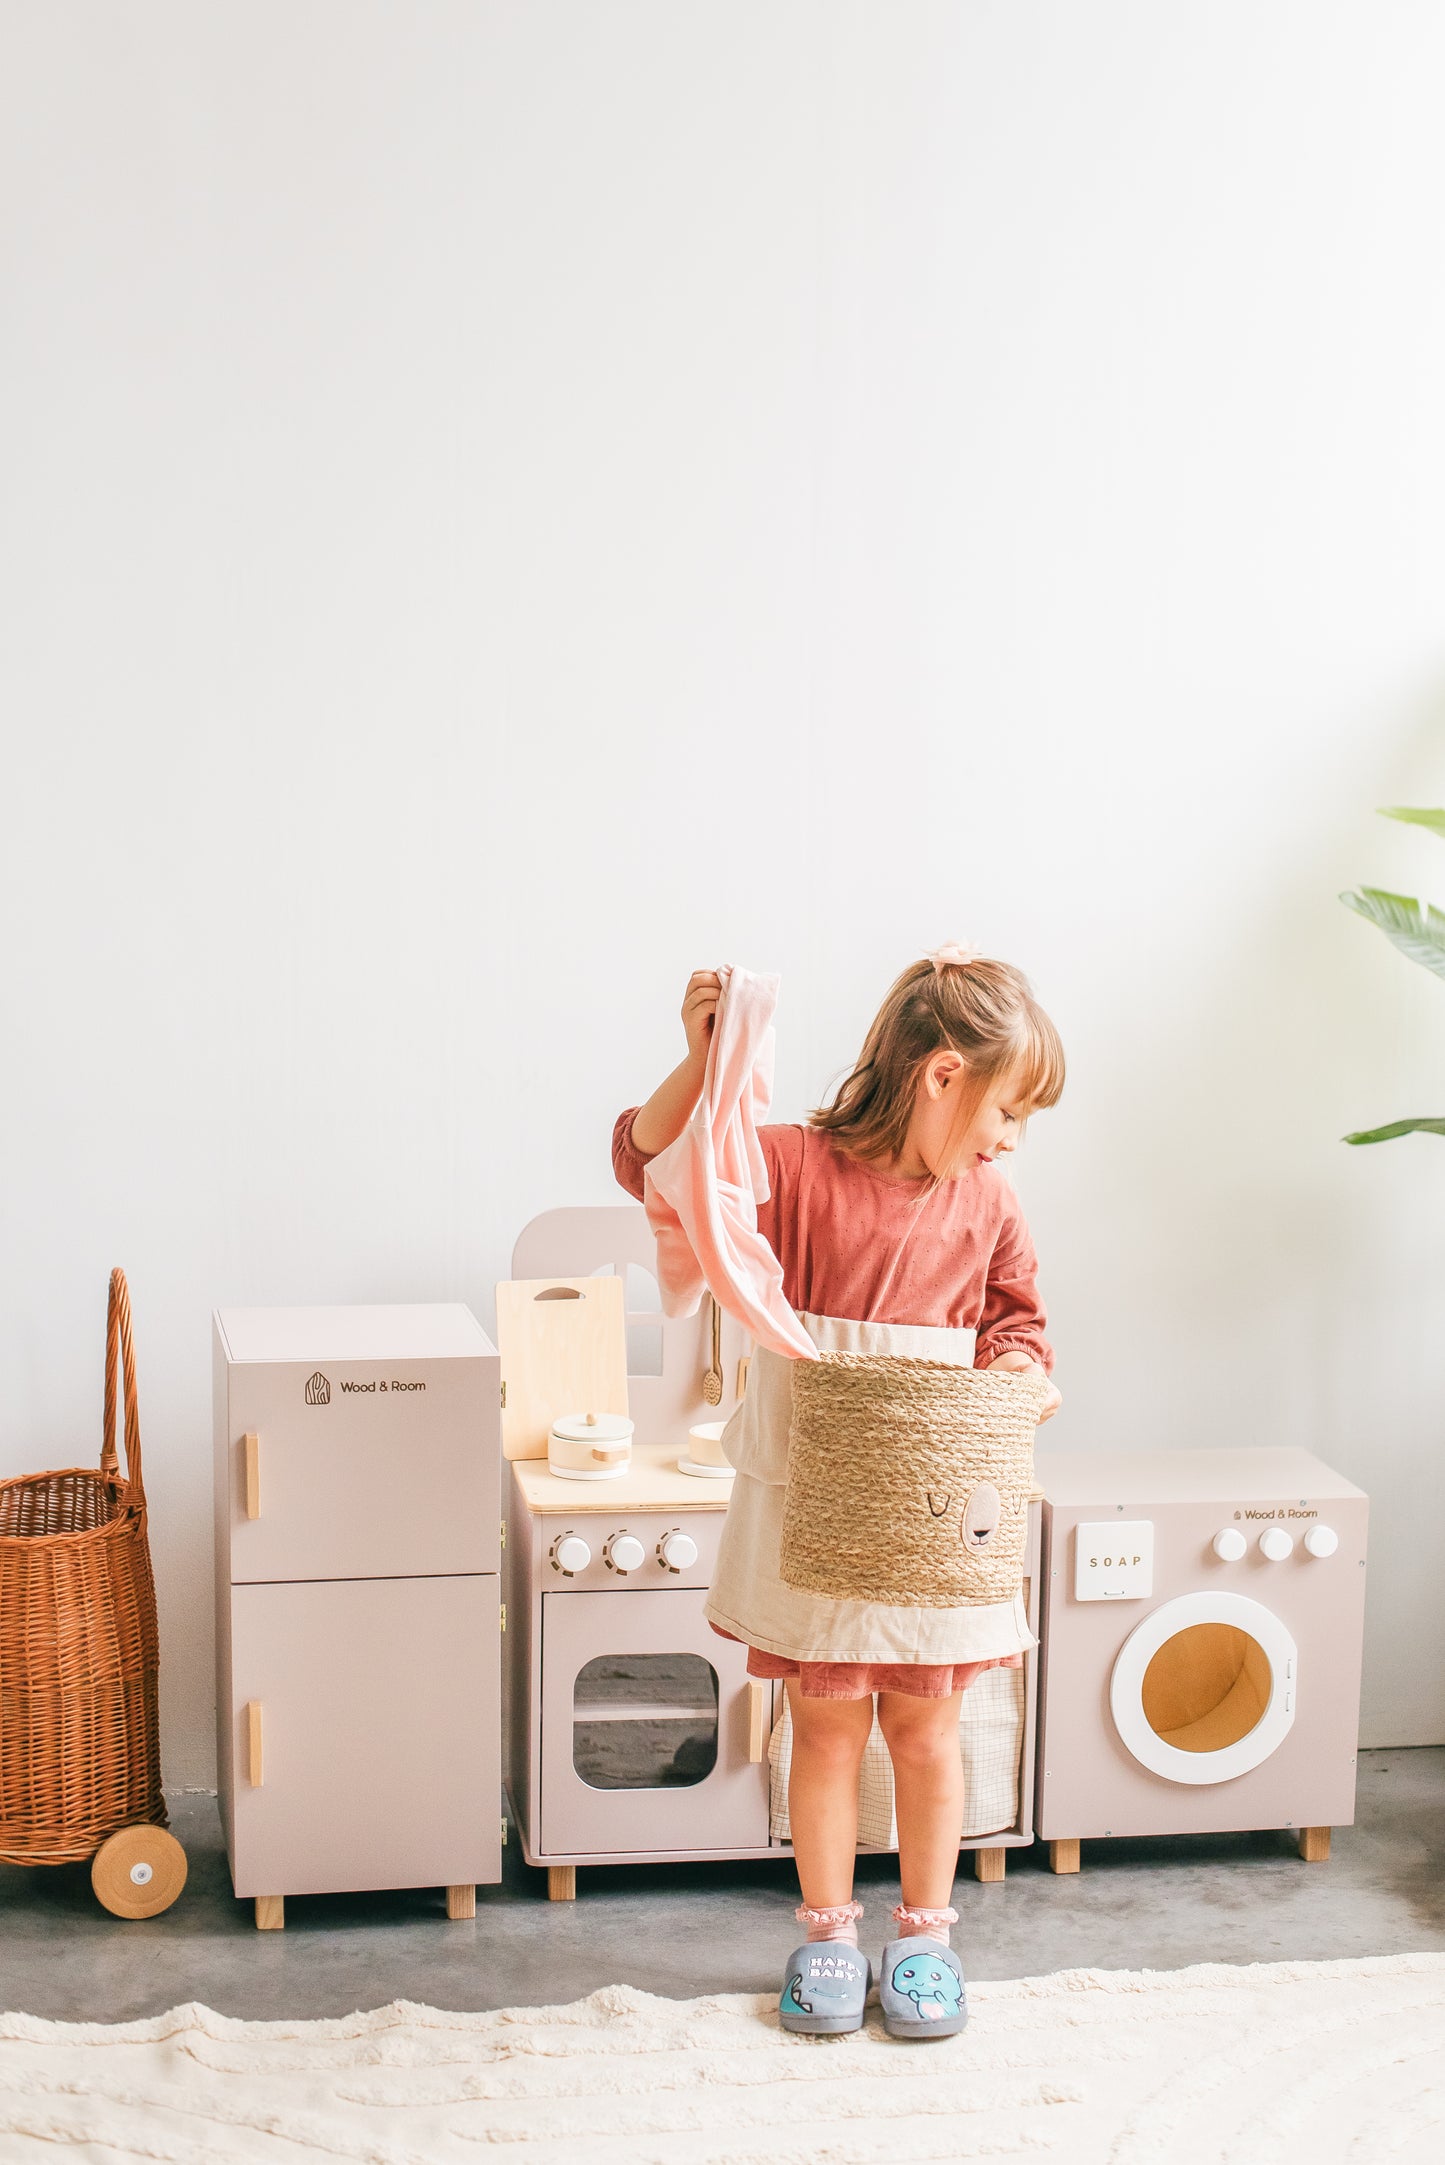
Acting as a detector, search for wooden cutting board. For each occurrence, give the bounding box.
[494,1275,630,1461]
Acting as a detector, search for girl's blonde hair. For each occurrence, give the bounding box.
[809,952,1064,1178]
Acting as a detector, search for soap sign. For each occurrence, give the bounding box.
[1074,1520,1154,1602]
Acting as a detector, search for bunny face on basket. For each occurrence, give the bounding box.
[927,1481,1003,1551]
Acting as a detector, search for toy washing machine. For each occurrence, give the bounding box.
[1034,1447,1367,1873]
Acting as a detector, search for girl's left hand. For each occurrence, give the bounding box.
[985,1352,1062,1424]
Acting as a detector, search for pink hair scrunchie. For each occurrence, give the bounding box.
[927,941,982,975]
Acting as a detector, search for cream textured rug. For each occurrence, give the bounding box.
[2,1953,1442,2163]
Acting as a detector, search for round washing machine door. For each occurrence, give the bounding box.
[1109,1591,1297,1786]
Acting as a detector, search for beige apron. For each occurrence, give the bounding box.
[704,1313,1035,1665]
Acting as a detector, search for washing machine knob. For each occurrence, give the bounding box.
[1258,1526,1295,1562]
[552,1534,591,1574]
[659,1531,699,1571]
[1212,1528,1247,1562]
[1304,1524,1339,1558]
[606,1533,646,1573]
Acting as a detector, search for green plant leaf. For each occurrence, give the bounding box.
[1343,1117,1445,1145]
[1380,806,1445,838]
[1339,886,1445,981]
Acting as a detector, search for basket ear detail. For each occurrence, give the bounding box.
[779,1355,1042,1607]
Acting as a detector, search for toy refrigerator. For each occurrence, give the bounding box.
[213,1304,502,1929]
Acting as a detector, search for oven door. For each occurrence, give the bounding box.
[540,1588,770,1854]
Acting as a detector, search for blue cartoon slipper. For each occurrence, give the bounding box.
[778,1941,873,2036]
[878,1936,968,2040]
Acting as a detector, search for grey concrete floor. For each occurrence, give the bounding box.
[3,1748,1442,2023]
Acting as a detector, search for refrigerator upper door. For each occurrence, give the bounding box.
[224,1355,499,1583]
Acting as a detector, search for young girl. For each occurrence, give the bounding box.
[612,947,1063,2038]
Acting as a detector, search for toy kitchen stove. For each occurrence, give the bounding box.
[507,1441,771,1901]
[501,1207,772,1901]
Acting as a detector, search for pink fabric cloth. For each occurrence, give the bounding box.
[641,965,818,1361]
[615,1113,1053,1368]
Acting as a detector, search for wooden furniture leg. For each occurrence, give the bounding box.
[1049,1839,1080,1875]
[255,1895,285,1930]
[446,1884,476,1919]
[973,1846,1006,1884]
[548,1865,577,1902]
[1298,1826,1331,1863]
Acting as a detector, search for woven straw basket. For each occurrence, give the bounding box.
[0,1270,166,1866]
[779,1353,1049,1607]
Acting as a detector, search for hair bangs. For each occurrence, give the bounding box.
[1009,1006,1066,1115]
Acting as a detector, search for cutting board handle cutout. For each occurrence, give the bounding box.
[495,1274,629,1460]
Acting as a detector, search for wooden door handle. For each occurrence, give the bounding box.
[246,1701,264,1786]
[747,1679,772,1763]
[242,1433,260,1519]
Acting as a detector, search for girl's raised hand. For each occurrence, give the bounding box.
[682,970,722,1068]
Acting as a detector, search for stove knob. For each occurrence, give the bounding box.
[1304,1524,1339,1558]
[659,1531,699,1572]
[1258,1526,1294,1562]
[552,1534,591,1574]
[1212,1528,1247,1562]
[607,1533,646,1574]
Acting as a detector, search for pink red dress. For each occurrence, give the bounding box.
[613,1111,1054,1700]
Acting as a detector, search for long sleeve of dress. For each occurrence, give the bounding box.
[612,1106,651,1200]
[974,1214,1053,1373]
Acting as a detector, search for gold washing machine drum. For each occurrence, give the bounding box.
[1035,1447,1368,1849]
[1109,1591,1299,1785]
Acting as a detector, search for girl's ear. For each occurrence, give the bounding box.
[923,1049,967,1100]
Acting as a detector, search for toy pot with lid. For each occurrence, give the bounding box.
[548,1411,634,1482]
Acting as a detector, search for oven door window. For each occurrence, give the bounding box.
[572,1653,719,1790]
[539,1588,770,1853]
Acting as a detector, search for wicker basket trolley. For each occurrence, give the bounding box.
[0,1269,186,1917]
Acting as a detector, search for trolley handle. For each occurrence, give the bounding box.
[101,1267,144,1503]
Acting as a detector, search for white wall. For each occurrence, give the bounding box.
[3,1,1444,1787]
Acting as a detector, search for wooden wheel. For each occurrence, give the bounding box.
[91,1826,188,1918]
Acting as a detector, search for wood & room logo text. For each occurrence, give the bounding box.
[303,1371,426,1403]
[1234,1507,1319,1520]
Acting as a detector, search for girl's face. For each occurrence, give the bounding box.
[910,1054,1025,1179]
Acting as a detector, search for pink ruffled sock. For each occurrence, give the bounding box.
[796,1900,863,1947]
[892,1902,958,1948]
